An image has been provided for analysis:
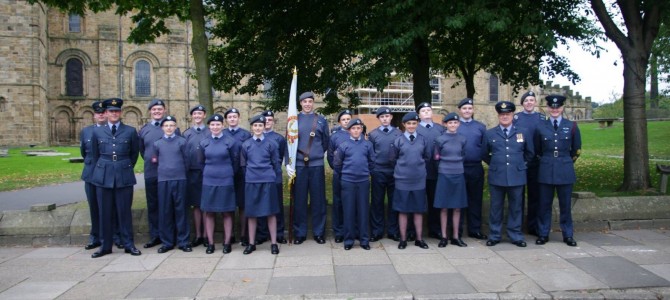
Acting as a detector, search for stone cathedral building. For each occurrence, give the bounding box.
[0,1,591,146]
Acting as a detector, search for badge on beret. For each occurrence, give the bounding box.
[98,103,103,108]
[214,116,220,121]
[528,92,534,96]
[157,100,163,105]
[232,108,237,112]
[260,116,265,121]
[467,100,472,104]
[552,98,558,103]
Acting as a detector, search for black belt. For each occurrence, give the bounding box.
[100,155,130,161]
[544,151,569,158]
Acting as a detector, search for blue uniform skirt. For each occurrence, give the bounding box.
[200,185,236,213]
[393,189,427,213]
[186,169,203,207]
[434,173,468,209]
[244,182,280,217]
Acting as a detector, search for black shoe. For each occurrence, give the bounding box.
[271,244,279,255]
[428,232,442,239]
[293,236,306,244]
[115,242,125,249]
[125,247,142,256]
[564,237,577,247]
[203,239,210,247]
[334,236,344,243]
[511,240,527,247]
[229,236,237,244]
[438,238,448,248]
[206,245,215,254]
[407,233,416,241]
[536,236,549,245]
[486,240,500,247]
[414,240,429,249]
[191,237,204,247]
[157,246,174,253]
[361,244,371,250]
[314,236,326,244]
[91,249,111,258]
[222,244,232,254]
[256,237,268,245]
[277,237,288,244]
[398,240,407,249]
[370,235,383,242]
[468,232,488,240]
[527,228,539,237]
[179,246,193,252]
[387,234,400,242]
[344,244,353,250]
[243,244,256,255]
[240,236,249,247]
[84,242,101,250]
[143,238,162,248]
[451,238,468,247]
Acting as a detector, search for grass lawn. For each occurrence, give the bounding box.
[1,120,668,199]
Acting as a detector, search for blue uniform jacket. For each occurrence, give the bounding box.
[296,113,329,167]
[416,123,444,180]
[333,138,376,183]
[90,123,140,188]
[368,126,403,173]
[482,126,534,187]
[183,126,210,170]
[139,122,181,178]
[80,125,97,182]
[535,118,582,185]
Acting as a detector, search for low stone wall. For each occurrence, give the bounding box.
[0,193,668,247]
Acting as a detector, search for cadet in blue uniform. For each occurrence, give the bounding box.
[369,107,403,242]
[81,101,123,250]
[241,115,281,255]
[90,98,142,258]
[199,114,241,254]
[434,112,468,247]
[182,104,209,248]
[327,109,352,243]
[513,91,545,236]
[150,116,192,253]
[535,95,582,247]
[285,91,330,244]
[139,98,180,249]
[390,112,431,250]
[456,98,488,240]
[222,107,252,246]
[255,110,288,245]
[482,101,534,247]
[416,102,445,239]
[333,118,375,250]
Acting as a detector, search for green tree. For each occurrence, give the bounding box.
[591,0,669,191]
[650,17,670,108]
[28,0,214,112]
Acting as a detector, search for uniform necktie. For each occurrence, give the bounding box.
[553,119,558,130]
[383,128,389,133]
[214,137,219,140]
[196,128,201,132]
[231,129,236,134]
[154,121,160,126]
[426,124,431,129]
[409,135,415,142]
[111,124,117,135]
[256,138,261,143]
[503,128,508,137]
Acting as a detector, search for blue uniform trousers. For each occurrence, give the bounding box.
[538,183,574,238]
[523,164,541,233]
[331,171,344,237]
[463,164,485,235]
[294,166,327,237]
[97,186,135,251]
[488,185,524,242]
[370,171,398,237]
[145,177,160,239]
[158,180,190,248]
[342,180,370,246]
[426,179,440,236]
[86,182,122,245]
[256,182,286,240]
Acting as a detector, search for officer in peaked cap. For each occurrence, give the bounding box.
[327,108,353,243]
[482,100,533,248]
[89,97,142,258]
[513,91,546,237]
[535,94,581,247]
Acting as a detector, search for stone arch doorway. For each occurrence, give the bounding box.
[52,107,74,145]
[122,107,143,129]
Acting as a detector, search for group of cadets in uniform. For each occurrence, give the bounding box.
[81,90,581,258]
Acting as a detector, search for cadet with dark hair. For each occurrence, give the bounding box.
[182,105,209,248]
[327,109,352,243]
[415,102,444,240]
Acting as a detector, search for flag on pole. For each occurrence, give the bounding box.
[286,67,299,182]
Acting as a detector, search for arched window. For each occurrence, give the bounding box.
[489,74,499,102]
[68,14,81,32]
[66,58,83,96]
[135,60,151,97]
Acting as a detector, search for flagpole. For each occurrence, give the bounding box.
[286,67,298,245]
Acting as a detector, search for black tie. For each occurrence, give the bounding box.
[409,135,415,142]
[111,124,117,135]
[154,121,159,126]
[256,138,261,143]
[383,128,389,133]
[231,129,236,134]
[503,128,508,137]
[426,124,431,129]
[214,137,219,140]
[197,128,201,132]
[553,120,558,131]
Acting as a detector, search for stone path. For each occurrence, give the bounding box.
[0,229,669,299]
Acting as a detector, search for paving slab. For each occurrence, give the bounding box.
[0,280,78,300]
[55,271,150,299]
[99,253,168,272]
[541,241,615,259]
[275,254,332,267]
[498,292,552,300]
[380,239,439,255]
[216,250,276,269]
[332,248,392,266]
[0,247,32,263]
[334,265,406,293]
[401,273,476,295]
[28,259,106,281]
[550,291,605,299]
[19,247,81,259]
[598,289,660,299]
[200,269,273,297]
[577,232,642,247]
[276,241,333,257]
[612,229,670,242]
[304,292,412,299]
[0,273,28,294]
[415,293,498,300]
[523,268,608,291]
[569,256,670,288]
[601,245,670,264]
[441,246,507,266]
[641,264,670,281]
[273,263,335,277]
[499,248,575,273]
[147,256,219,279]
[126,277,205,298]
[267,275,336,295]
[388,253,456,274]
[454,262,536,293]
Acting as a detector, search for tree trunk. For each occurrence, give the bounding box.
[464,73,476,99]
[650,53,659,109]
[409,37,432,108]
[619,49,652,191]
[189,0,213,113]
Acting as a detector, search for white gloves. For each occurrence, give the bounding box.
[286,164,296,178]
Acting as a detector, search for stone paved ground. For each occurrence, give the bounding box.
[0,229,669,299]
